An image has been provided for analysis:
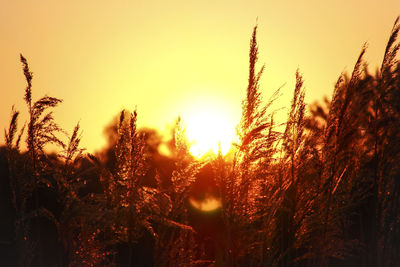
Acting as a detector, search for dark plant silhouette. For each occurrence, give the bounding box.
[2,16,400,267]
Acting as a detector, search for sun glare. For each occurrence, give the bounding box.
[184,109,236,158]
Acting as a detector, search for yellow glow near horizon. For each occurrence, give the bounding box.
[183,105,237,158]
[0,1,399,153]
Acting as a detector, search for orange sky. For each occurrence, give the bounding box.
[1,0,399,153]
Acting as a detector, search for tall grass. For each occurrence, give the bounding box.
[2,17,400,266]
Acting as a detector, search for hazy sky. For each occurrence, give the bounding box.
[1,0,399,153]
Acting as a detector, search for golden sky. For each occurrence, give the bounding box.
[1,0,399,153]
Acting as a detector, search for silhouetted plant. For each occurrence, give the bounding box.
[4,106,33,267]
[154,117,204,266]
[270,70,306,266]
[211,25,282,266]
[2,16,400,267]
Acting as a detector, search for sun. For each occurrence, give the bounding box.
[183,107,236,158]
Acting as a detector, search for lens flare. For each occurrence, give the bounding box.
[189,196,222,212]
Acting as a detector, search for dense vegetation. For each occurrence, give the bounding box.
[1,18,400,266]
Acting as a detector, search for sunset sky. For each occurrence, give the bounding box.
[1,0,399,154]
